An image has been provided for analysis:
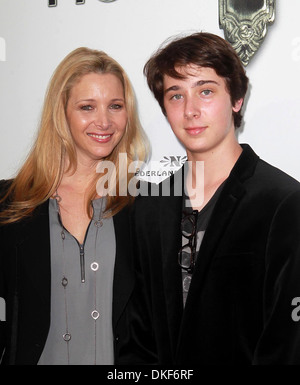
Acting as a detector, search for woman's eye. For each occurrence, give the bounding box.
[80,105,93,111]
[110,104,123,110]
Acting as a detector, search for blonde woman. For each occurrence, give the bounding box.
[0,47,148,365]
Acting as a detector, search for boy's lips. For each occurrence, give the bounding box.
[185,126,207,135]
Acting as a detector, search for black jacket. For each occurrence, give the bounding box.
[0,184,134,365]
[129,144,300,365]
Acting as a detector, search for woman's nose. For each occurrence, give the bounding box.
[94,108,111,130]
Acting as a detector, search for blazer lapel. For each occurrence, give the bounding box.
[177,144,259,355]
[6,201,51,364]
[159,173,184,358]
[185,176,246,305]
[14,201,51,306]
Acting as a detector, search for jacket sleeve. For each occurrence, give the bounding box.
[0,226,7,363]
[253,190,300,364]
[0,181,9,363]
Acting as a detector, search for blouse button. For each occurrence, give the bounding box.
[91,310,100,320]
[91,262,99,271]
[63,333,72,342]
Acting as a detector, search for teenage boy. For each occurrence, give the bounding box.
[127,32,300,365]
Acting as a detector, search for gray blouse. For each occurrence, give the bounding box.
[38,197,116,365]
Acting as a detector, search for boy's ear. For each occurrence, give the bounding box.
[232,98,243,112]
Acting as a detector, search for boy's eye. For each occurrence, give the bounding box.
[201,89,212,96]
[171,94,183,101]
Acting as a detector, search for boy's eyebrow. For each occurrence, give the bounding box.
[164,85,181,94]
[192,80,219,88]
[164,80,220,95]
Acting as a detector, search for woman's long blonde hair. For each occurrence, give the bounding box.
[0,47,149,224]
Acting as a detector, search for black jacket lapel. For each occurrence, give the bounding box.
[15,201,51,305]
[184,176,246,307]
[6,201,51,364]
[176,145,259,358]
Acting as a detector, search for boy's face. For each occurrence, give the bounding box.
[163,65,243,159]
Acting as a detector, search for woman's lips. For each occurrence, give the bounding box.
[87,133,113,143]
[185,126,207,136]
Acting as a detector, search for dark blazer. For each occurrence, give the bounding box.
[0,186,133,365]
[130,144,300,365]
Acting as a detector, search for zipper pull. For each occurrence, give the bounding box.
[80,244,85,283]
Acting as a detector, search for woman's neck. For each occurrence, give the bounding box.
[60,157,99,193]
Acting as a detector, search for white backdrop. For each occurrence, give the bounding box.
[0,0,299,182]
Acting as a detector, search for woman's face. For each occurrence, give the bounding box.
[66,72,128,165]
